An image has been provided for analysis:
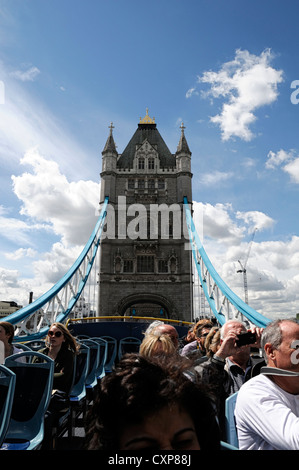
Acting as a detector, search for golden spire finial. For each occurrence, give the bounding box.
[139,108,155,124]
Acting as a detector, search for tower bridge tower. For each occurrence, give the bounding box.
[99,110,193,322]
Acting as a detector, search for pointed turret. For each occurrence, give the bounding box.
[175,122,192,203]
[100,122,118,204]
[176,122,191,155]
[102,122,118,155]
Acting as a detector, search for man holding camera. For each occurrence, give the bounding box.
[212,319,265,394]
[234,319,299,450]
[193,320,264,438]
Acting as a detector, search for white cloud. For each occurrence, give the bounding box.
[235,210,275,232]
[193,201,244,244]
[199,170,234,186]
[266,149,294,169]
[5,247,37,260]
[32,242,82,285]
[10,66,40,82]
[11,147,101,246]
[186,87,198,99]
[193,49,283,141]
[283,157,299,183]
[191,200,299,320]
[265,149,299,184]
[0,212,50,245]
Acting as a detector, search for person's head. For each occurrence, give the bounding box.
[261,319,299,394]
[220,319,250,361]
[220,320,247,339]
[186,326,196,343]
[144,320,164,336]
[140,333,177,358]
[0,321,15,345]
[261,319,299,370]
[46,322,79,353]
[204,327,221,357]
[194,320,213,350]
[85,354,220,451]
[152,324,179,349]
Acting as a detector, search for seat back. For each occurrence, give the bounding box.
[0,365,16,447]
[90,338,108,379]
[118,337,141,360]
[24,340,46,351]
[225,392,239,448]
[99,336,117,373]
[69,343,90,401]
[79,340,100,387]
[3,351,54,450]
[12,343,32,352]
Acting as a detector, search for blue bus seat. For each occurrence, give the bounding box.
[12,343,32,352]
[68,343,90,437]
[0,365,16,447]
[23,340,46,351]
[78,339,100,402]
[220,440,239,450]
[90,337,108,380]
[1,351,54,450]
[118,336,141,360]
[99,336,117,373]
[225,392,239,449]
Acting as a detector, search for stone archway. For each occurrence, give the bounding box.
[115,293,177,319]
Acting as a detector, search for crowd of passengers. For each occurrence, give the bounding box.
[0,315,299,451]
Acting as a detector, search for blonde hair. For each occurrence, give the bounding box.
[139,333,176,358]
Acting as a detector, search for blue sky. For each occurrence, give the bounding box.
[0,0,299,321]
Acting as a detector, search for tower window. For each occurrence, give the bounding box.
[128,179,135,189]
[158,179,165,189]
[148,158,155,170]
[137,255,155,273]
[138,179,145,189]
[138,158,145,169]
[148,179,155,189]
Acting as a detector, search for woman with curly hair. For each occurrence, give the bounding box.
[85,353,220,451]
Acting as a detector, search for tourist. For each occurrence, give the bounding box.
[0,321,25,362]
[180,319,213,359]
[139,332,177,358]
[150,323,179,349]
[36,322,79,397]
[235,319,299,450]
[85,353,220,450]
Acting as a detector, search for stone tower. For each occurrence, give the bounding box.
[98,110,193,322]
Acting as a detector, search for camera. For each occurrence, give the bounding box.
[236,331,256,347]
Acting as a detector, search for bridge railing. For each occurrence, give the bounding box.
[3,197,109,342]
[184,197,270,328]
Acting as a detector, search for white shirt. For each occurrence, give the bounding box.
[235,373,299,450]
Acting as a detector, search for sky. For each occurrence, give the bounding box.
[0,0,299,322]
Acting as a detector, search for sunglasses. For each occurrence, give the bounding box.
[48,330,62,338]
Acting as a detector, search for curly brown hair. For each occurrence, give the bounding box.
[85,353,220,450]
